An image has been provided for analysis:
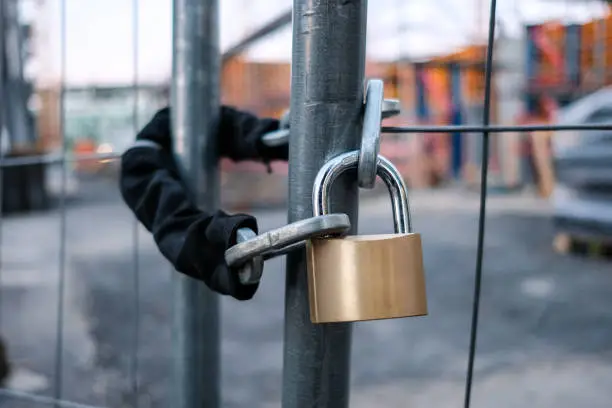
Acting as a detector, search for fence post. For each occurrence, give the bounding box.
[0,0,5,139]
[283,1,368,407]
[171,0,221,407]
[2,0,34,146]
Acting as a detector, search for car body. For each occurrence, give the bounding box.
[551,87,612,238]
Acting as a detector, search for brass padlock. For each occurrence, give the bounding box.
[306,151,427,324]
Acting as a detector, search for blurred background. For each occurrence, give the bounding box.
[0,0,611,407]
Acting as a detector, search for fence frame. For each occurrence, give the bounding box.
[282,1,368,407]
[171,0,222,407]
[1,0,612,407]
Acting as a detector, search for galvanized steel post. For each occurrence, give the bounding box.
[0,0,5,138]
[283,1,368,407]
[2,0,33,146]
[171,0,221,407]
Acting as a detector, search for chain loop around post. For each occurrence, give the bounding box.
[358,79,384,189]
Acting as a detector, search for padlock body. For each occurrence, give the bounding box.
[306,233,427,323]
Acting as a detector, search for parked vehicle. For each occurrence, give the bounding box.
[552,87,612,238]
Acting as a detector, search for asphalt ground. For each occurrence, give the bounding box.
[0,178,611,407]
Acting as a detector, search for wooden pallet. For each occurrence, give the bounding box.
[553,232,612,260]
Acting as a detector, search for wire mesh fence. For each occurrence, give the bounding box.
[0,0,611,407]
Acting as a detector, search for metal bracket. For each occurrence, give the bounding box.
[359,79,384,189]
[234,228,264,285]
[225,213,351,271]
[261,97,401,148]
[382,98,401,119]
[260,128,290,147]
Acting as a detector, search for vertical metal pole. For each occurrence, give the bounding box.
[0,0,5,322]
[283,1,367,407]
[0,0,5,140]
[171,1,221,407]
[3,0,33,146]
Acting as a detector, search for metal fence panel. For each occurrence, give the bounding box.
[0,0,611,407]
[171,0,221,407]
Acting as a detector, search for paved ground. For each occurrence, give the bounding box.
[0,178,611,407]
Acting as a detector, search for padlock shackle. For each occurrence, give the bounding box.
[313,150,412,233]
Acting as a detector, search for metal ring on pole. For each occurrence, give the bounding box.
[358,79,384,189]
[225,213,351,270]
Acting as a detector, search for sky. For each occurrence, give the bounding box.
[26,0,609,87]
